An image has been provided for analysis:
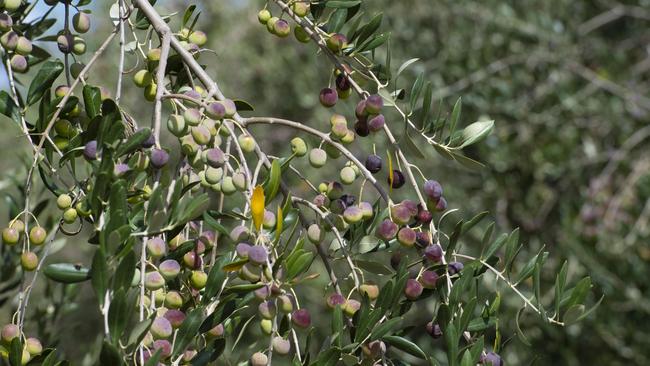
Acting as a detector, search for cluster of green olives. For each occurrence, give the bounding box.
[0,324,43,365]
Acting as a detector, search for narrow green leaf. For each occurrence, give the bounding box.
[264,159,281,202]
[0,91,20,125]
[173,307,206,357]
[113,251,136,291]
[327,8,348,34]
[326,0,361,8]
[448,97,462,140]
[383,335,427,359]
[99,341,124,366]
[458,120,494,148]
[83,85,102,118]
[108,289,130,345]
[43,263,91,283]
[27,59,64,105]
[396,58,419,79]
[91,248,108,306]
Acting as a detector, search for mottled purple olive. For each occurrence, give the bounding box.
[480,352,503,366]
[424,244,443,262]
[150,148,169,169]
[191,125,211,145]
[391,204,413,225]
[183,108,201,126]
[290,137,307,156]
[335,73,351,92]
[258,9,272,24]
[83,140,97,160]
[72,12,90,33]
[273,19,291,37]
[358,202,374,220]
[2,228,19,245]
[231,225,250,242]
[376,219,398,241]
[182,251,201,269]
[203,149,225,169]
[254,285,271,300]
[278,294,294,313]
[21,252,38,271]
[389,169,405,188]
[248,245,268,265]
[25,338,42,356]
[236,242,252,258]
[9,54,27,73]
[204,103,224,121]
[426,322,442,339]
[416,231,431,248]
[113,163,129,178]
[404,279,423,300]
[15,36,32,56]
[326,33,348,53]
[0,13,12,32]
[420,270,439,289]
[0,31,17,50]
[341,206,362,224]
[1,324,19,343]
[326,293,346,309]
[390,252,402,270]
[273,336,291,355]
[258,300,277,319]
[29,226,46,246]
[359,283,379,300]
[151,317,173,339]
[319,87,338,108]
[368,114,385,132]
[188,30,207,46]
[434,196,448,212]
[365,154,382,173]
[343,299,361,317]
[56,33,73,53]
[294,25,310,43]
[152,339,171,358]
[448,261,464,275]
[250,352,268,366]
[417,206,433,224]
[164,291,183,309]
[309,148,327,168]
[291,309,311,328]
[190,270,208,289]
[164,309,185,328]
[313,193,329,208]
[423,180,443,200]
[221,99,237,117]
[145,271,165,290]
[365,94,383,114]
[397,227,417,247]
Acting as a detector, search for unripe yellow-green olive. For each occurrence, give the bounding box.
[290,137,307,156]
[266,17,279,34]
[72,36,86,55]
[258,9,271,24]
[188,30,207,47]
[294,25,311,43]
[70,62,85,79]
[2,227,19,245]
[15,36,32,56]
[292,2,310,17]
[144,83,157,102]
[238,134,256,153]
[3,0,22,12]
[29,226,47,246]
[21,251,38,271]
[56,194,72,210]
[62,207,78,224]
[133,69,153,88]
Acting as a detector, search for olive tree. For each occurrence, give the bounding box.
[0,0,596,365]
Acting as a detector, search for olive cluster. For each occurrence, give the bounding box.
[0,324,42,365]
[1,2,33,74]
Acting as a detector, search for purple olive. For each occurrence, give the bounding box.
[416,206,433,224]
[326,293,346,309]
[424,244,443,263]
[291,309,311,328]
[235,242,252,258]
[365,94,383,114]
[355,100,368,120]
[404,279,423,300]
[354,120,370,137]
[205,148,225,168]
[376,219,398,241]
[390,252,402,270]
[113,163,130,177]
[423,180,443,200]
[159,259,180,280]
[365,154,382,174]
[206,102,226,120]
[335,73,351,91]
[83,140,98,160]
[448,261,464,275]
[434,197,448,212]
[164,309,186,328]
[389,170,405,188]
[416,231,431,248]
[368,114,385,132]
[141,131,155,148]
[391,204,413,225]
[258,300,277,319]
[248,245,268,265]
[480,352,503,366]
[150,148,169,168]
[397,227,417,247]
[420,270,439,289]
[319,87,338,108]
[151,317,173,339]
